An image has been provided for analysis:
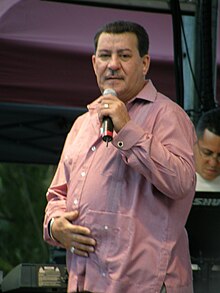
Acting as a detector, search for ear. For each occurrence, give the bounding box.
[193,142,201,161]
[142,54,150,76]
[92,54,97,74]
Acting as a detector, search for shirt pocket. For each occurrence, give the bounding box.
[85,209,134,280]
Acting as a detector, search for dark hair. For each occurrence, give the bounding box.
[196,107,220,139]
[94,20,149,57]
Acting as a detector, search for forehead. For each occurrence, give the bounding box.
[97,32,138,51]
[200,129,220,150]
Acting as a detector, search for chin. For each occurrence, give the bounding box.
[203,173,218,181]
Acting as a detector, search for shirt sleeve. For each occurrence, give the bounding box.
[112,102,197,200]
[43,115,84,245]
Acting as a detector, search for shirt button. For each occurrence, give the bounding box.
[73,199,78,205]
[91,146,96,151]
[104,225,108,230]
[117,141,124,148]
[81,171,86,177]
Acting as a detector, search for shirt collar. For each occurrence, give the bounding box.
[130,79,157,104]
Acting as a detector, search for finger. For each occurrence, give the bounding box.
[71,232,96,246]
[71,241,95,253]
[64,210,79,222]
[73,247,89,257]
[70,223,93,237]
[69,245,89,257]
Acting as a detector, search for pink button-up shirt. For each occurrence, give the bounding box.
[44,80,196,293]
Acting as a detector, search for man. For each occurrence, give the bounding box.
[194,107,220,191]
[43,21,196,293]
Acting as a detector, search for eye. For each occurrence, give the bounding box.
[202,149,213,156]
[119,54,131,61]
[98,53,111,60]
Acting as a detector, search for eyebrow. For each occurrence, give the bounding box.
[98,48,132,53]
[201,146,220,155]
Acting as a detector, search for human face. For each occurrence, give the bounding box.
[194,129,220,180]
[92,32,150,103]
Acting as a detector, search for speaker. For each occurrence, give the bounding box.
[186,191,220,293]
[1,263,67,292]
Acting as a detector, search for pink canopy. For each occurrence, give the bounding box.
[0,0,177,108]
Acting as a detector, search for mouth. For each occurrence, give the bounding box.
[204,168,219,176]
[206,167,218,172]
[105,76,123,81]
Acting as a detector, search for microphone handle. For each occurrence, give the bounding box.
[101,88,116,146]
[102,116,113,144]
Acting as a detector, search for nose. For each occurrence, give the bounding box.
[208,156,219,166]
[107,55,120,71]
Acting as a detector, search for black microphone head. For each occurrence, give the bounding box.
[103,88,117,96]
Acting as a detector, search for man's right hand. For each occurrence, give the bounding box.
[51,210,96,257]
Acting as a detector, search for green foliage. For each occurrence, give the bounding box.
[0,163,56,276]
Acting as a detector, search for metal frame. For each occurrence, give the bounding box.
[42,0,197,15]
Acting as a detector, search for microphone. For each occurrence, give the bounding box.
[101,88,116,147]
